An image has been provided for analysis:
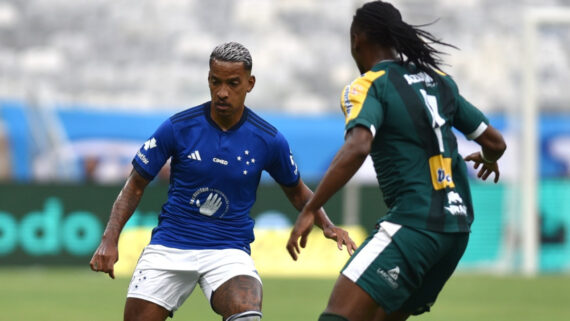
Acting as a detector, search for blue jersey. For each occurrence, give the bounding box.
[132,102,300,254]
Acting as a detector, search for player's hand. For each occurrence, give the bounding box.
[322,225,357,257]
[286,209,315,261]
[89,237,118,279]
[464,152,501,183]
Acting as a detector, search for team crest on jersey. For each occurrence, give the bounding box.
[189,187,230,218]
[236,149,256,175]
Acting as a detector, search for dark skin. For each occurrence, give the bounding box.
[90,58,356,321]
[286,23,506,321]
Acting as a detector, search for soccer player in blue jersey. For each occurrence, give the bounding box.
[90,42,356,321]
[287,2,506,321]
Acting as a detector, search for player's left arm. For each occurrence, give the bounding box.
[451,87,507,183]
[464,125,507,183]
[281,178,357,260]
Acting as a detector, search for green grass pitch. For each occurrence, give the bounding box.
[1,267,569,320]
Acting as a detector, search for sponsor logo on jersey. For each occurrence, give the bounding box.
[136,151,149,164]
[289,150,298,176]
[341,70,386,124]
[444,191,467,216]
[428,155,455,190]
[143,137,157,150]
[377,266,400,289]
[212,157,228,165]
[188,150,202,161]
[189,187,230,217]
[404,72,434,87]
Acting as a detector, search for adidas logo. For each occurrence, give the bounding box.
[188,150,202,161]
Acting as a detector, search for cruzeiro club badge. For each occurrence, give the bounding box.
[189,187,230,218]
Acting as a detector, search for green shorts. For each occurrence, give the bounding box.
[341,221,469,315]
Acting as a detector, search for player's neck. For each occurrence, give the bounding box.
[210,108,244,131]
[360,47,396,73]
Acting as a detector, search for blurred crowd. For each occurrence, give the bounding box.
[0,0,569,183]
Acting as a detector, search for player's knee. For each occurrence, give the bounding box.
[225,310,262,321]
[318,312,350,321]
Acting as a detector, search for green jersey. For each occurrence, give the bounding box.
[340,60,488,233]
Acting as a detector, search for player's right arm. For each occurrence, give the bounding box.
[89,169,150,279]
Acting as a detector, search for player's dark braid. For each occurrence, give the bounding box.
[353,0,457,73]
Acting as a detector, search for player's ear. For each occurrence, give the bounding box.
[351,31,362,54]
[247,75,255,92]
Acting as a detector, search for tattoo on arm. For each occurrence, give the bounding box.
[103,172,148,241]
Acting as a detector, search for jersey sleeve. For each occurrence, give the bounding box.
[265,132,300,187]
[132,118,176,180]
[443,76,489,140]
[341,72,386,136]
[452,94,489,140]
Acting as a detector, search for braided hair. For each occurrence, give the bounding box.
[352,1,456,72]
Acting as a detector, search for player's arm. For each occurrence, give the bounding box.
[89,169,150,278]
[286,126,372,260]
[464,124,507,183]
[281,178,356,259]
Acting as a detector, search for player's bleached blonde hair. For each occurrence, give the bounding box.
[209,42,252,71]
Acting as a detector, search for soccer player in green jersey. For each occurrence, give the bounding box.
[286,1,506,321]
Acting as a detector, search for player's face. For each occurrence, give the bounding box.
[350,24,366,74]
[208,59,255,127]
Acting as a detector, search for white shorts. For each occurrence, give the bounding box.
[127,244,262,313]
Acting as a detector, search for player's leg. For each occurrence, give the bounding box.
[321,222,443,321]
[124,298,170,321]
[371,308,410,321]
[319,274,382,321]
[125,245,201,321]
[396,232,469,317]
[199,249,263,320]
[211,275,263,320]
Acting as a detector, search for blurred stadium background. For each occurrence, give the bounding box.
[0,0,569,320]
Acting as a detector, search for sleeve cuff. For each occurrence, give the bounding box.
[132,159,155,181]
[466,122,488,140]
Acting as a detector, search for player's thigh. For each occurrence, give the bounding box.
[127,245,201,317]
[341,222,452,315]
[400,232,469,315]
[210,274,262,319]
[124,297,170,321]
[323,274,381,321]
[198,249,262,318]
